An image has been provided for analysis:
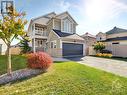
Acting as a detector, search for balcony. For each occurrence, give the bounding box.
[35,30,47,36]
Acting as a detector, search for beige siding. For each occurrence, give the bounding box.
[96,32,106,41]
[106,44,127,57]
[107,32,127,39]
[88,46,96,55]
[82,36,96,55]
[106,40,127,45]
[47,20,53,35]
[54,19,61,30]
[33,17,49,25]
[46,31,62,57]
[83,36,96,46]
[106,40,127,57]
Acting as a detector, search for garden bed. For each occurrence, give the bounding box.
[0,68,43,85]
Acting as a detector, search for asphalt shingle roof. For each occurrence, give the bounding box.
[106,27,127,35]
[53,29,73,37]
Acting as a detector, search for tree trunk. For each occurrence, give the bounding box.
[7,44,12,75]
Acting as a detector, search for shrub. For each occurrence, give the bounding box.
[27,52,53,70]
[94,42,105,53]
[96,53,112,58]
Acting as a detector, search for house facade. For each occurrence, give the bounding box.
[0,39,7,55]
[28,12,85,57]
[96,27,127,57]
[81,32,96,55]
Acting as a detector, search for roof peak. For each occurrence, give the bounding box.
[106,27,127,35]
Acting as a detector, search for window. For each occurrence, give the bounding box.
[63,19,72,33]
[51,42,53,48]
[51,40,57,48]
[112,42,119,44]
[37,40,43,47]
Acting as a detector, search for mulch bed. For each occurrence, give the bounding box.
[0,69,43,85]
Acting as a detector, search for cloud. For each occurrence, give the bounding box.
[57,0,71,11]
[79,0,127,21]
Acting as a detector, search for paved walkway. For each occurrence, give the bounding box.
[53,58,69,62]
[71,56,127,77]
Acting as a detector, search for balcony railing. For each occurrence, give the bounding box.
[35,30,47,36]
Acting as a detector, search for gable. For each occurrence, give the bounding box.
[47,30,60,42]
[28,12,56,31]
[96,32,105,37]
[55,12,78,25]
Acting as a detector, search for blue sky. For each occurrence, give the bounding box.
[12,0,127,44]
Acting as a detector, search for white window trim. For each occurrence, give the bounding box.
[51,40,57,48]
[62,19,73,34]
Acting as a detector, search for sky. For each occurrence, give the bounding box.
[6,0,127,44]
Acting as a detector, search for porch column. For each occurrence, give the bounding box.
[33,23,36,53]
[33,38,36,53]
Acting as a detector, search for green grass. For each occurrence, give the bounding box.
[0,61,127,95]
[0,55,27,75]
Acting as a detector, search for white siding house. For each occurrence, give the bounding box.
[28,11,85,57]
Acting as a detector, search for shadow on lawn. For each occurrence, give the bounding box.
[54,61,69,63]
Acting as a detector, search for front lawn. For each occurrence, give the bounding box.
[0,61,127,95]
[0,55,27,75]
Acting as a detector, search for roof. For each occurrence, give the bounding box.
[52,29,84,41]
[62,34,85,41]
[53,29,73,37]
[82,32,96,38]
[106,27,127,35]
[28,12,56,31]
[31,12,56,21]
[105,36,127,42]
[55,11,78,25]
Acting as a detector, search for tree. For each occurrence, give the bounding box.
[0,7,27,75]
[94,42,105,53]
[20,35,31,54]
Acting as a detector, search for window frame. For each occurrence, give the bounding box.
[50,40,57,48]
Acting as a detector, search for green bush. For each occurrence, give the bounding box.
[94,42,105,53]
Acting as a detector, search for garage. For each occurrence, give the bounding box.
[62,43,83,57]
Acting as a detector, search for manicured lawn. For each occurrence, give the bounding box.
[0,55,27,75]
[0,61,127,95]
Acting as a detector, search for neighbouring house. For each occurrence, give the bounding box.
[0,39,7,55]
[27,12,85,57]
[96,26,127,57]
[81,32,96,55]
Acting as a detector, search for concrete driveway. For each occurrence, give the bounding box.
[68,56,127,77]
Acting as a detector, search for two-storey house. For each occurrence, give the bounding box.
[28,12,85,57]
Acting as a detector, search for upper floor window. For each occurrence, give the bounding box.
[63,19,73,33]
